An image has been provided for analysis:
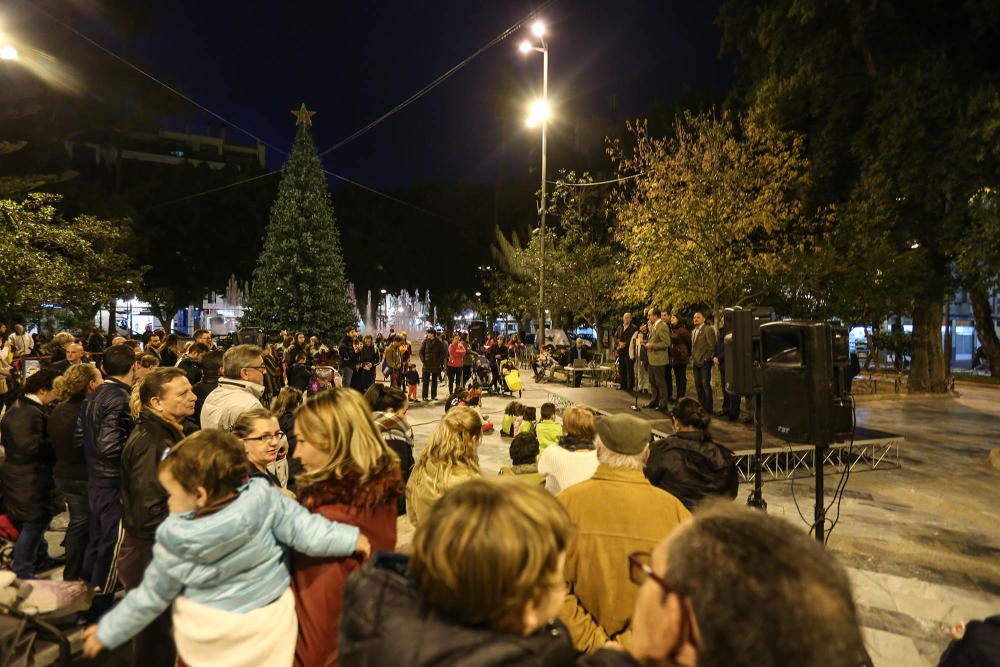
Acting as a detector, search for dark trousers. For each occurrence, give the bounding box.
[617,351,634,390]
[694,362,714,413]
[719,364,741,418]
[447,366,464,394]
[85,481,123,596]
[340,366,353,390]
[12,520,49,578]
[118,533,176,667]
[672,364,688,399]
[422,368,439,400]
[390,368,400,388]
[55,478,89,581]
[648,364,669,408]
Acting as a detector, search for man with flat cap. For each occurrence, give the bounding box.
[556,413,691,654]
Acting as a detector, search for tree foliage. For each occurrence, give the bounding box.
[720,0,1000,388]
[0,193,143,324]
[487,172,624,341]
[610,111,809,317]
[244,123,355,340]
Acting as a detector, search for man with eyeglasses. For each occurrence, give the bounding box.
[557,413,690,654]
[621,502,868,667]
[116,367,196,667]
[200,344,267,431]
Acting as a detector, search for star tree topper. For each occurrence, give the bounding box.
[291,103,317,127]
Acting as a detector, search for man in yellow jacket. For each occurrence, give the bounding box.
[557,413,691,654]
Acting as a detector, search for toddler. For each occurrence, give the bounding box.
[515,406,536,435]
[501,401,525,437]
[405,363,420,402]
[83,429,368,666]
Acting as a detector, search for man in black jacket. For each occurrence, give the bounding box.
[338,327,359,390]
[613,313,638,391]
[192,349,223,423]
[78,344,136,612]
[0,368,61,578]
[117,367,194,667]
[419,328,446,402]
[176,342,208,385]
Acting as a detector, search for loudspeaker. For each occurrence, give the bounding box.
[760,321,852,445]
[723,306,775,396]
[236,327,265,347]
[468,320,486,349]
[724,307,754,395]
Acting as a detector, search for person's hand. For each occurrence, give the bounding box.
[354,533,371,558]
[644,343,653,349]
[82,625,104,658]
[950,623,966,640]
[604,640,625,652]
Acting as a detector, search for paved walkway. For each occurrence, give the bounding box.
[402,374,1000,666]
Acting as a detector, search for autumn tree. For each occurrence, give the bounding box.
[610,111,808,318]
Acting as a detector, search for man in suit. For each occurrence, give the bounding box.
[643,307,672,410]
[562,338,591,387]
[613,312,638,392]
[691,311,718,414]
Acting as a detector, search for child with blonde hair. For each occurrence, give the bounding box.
[83,429,369,666]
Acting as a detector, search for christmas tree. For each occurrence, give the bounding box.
[244,104,356,341]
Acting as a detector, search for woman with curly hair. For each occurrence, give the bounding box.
[406,406,482,526]
[291,388,403,666]
[49,363,104,579]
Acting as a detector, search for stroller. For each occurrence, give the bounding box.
[468,353,493,391]
[307,365,339,394]
[498,359,523,398]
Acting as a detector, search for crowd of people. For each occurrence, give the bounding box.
[1,319,993,667]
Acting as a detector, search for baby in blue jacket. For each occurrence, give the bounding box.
[83,429,369,666]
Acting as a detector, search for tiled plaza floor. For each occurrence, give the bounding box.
[402,372,1000,667]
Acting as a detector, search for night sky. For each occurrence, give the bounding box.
[87,0,732,189]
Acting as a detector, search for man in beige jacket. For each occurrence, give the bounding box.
[557,413,691,653]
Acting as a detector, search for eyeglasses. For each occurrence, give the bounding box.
[244,365,266,372]
[243,431,284,442]
[628,551,699,654]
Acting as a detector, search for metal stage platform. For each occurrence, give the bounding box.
[541,386,904,484]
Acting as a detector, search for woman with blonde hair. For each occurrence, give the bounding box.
[341,479,629,666]
[406,405,482,526]
[291,387,402,666]
[49,363,104,580]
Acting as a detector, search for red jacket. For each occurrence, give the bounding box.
[293,464,403,667]
[448,341,467,368]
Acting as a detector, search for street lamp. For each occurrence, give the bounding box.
[0,45,16,61]
[519,18,549,351]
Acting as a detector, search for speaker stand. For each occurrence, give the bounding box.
[814,442,827,543]
[747,392,767,510]
[630,382,640,412]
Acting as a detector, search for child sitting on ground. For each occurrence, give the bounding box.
[82,430,369,665]
[500,401,525,437]
[534,402,564,454]
[405,363,420,402]
[514,406,536,435]
[498,432,544,485]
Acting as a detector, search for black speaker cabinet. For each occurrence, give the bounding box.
[236,327,265,347]
[468,320,486,350]
[761,321,852,445]
[724,307,754,395]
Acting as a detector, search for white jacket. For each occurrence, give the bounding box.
[200,378,264,431]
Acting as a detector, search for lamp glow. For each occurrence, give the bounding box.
[0,45,17,61]
[529,100,550,122]
[531,20,545,38]
[526,117,537,128]
[519,40,532,54]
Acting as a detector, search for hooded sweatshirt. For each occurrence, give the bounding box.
[644,430,739,511]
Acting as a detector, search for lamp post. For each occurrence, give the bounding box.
[379,289,387,331]
[520,20,549,352]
